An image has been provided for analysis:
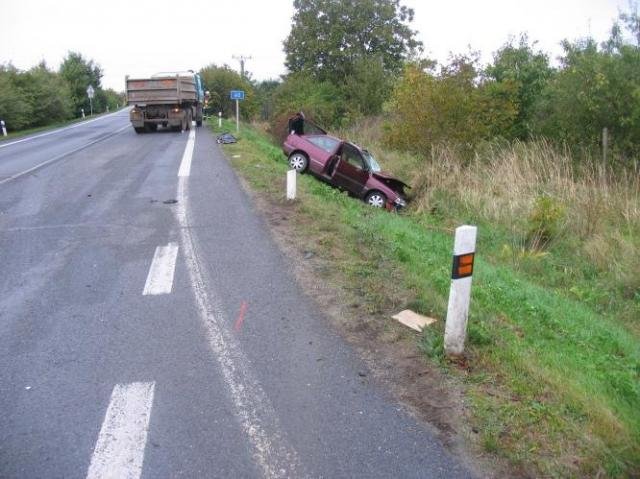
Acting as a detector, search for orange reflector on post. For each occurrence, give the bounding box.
[452,253,475,279]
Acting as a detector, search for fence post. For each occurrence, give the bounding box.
[444,225,477,356]
[602,127,609,168]
[1,120,6,136]
[286,169,297,200]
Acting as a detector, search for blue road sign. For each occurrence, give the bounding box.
[230,90,245,100]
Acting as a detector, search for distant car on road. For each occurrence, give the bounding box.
[282,113,409,210]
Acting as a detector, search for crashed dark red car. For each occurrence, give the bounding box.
[282,113,409,210]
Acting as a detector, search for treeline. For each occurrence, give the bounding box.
[209,0,640,162]
[0,52,124,132]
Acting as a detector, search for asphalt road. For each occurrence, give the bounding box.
[0,111,474,478]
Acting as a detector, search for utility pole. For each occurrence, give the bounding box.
[232,54,252,80]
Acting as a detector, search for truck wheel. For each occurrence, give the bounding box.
[196,119,203,127]
[185,111,192,130]
[134,127,145,134]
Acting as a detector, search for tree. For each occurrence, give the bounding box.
[533,9,640,156]
[342,55,393,117]
[485,36,552,140]
[0,64,33,130]
[254,79,281,120]
[385,56,517,155]
[20,62,73,126]
[284,0,422,83]
[100,88,125,111]
[199,64,257,119]
[59,51,103,115]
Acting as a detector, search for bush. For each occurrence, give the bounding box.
[0,66,33,131]
[266,72,345,142]
[384,59,517,157]
[526,195,565,250]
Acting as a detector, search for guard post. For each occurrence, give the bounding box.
[86,85,95,116]
[1,120,6,136]
[444,225,477,356]
[286,169,297,200]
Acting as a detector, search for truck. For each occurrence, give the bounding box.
[126,71,207,133]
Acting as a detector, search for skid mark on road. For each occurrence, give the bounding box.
[234,301,249,332]
[86,382,155,479]
[142,243,179,295]
[175,130,303,478]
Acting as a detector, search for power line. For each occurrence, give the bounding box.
[232,55,252,80]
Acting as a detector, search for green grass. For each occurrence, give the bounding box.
[212,119,640,477]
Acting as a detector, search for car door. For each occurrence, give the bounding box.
[332,143,369,196]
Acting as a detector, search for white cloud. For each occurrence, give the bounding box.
[0,0,628,90]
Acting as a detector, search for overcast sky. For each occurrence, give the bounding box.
[0,0,630,91]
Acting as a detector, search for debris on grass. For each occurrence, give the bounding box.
[392,309,437,332]
[217,132,238,144]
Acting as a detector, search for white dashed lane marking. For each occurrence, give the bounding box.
[142,243,179,295]
[86,382,155,479]
[177,127,196,177]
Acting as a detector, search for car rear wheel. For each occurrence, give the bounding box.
[365,191,386,208]
[288,152,308,172]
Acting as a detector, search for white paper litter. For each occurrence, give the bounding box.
[392,309,437,332]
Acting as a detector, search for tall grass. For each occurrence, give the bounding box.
[343,118,640,324]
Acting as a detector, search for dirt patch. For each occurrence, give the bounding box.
[234,175,511,478]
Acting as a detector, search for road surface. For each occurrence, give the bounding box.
[0,111,473,478]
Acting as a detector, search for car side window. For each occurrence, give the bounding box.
[342,146,364,170]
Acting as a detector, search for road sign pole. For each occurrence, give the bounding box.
[235,99,239,133]
[90,98,93,116]
[444,225,478,356]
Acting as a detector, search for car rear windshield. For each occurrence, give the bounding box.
[308,136,340,153]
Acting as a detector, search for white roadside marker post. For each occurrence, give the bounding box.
[235,99,240,133]
[286,169,297,200]
[81,108,85,119]
[1,120,6,136]
[218,111,222,129]
[444,225,477,356]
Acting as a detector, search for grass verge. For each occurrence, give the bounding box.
[211,119,640,478]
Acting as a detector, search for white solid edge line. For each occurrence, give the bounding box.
[86,382,155,479]
[0,124,131,186]
[0,109,127,150]
[177,128,196,177]
[174,127,302,477]
[142,243,179,295]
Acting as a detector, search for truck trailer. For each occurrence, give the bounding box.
[126,72,206,133]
